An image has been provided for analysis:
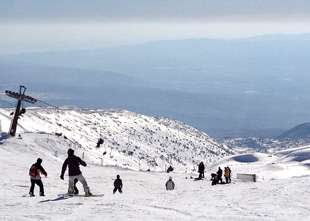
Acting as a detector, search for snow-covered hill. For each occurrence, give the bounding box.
[0,107,233,172]
[222,122,310,153]
[1,129,310,220]
[223,136,310,154]
[277,122,310,140]
[211,145,310,180]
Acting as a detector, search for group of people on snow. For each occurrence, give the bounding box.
[197,161,232,185]
[29,150,231,196]
[210,166,232,185]
[29,148,123,197]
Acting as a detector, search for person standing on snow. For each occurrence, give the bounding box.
[224,167,230,184]
[198,162,205,179]
[29,158,47,197]
[227,166,232,183]
[60,148,92,196]
[166,177,175,190]
[217,167,223,184]
[113,175,123,194]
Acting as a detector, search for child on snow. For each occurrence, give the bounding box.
[29,158,47,197]
[166,177,175,190]
[113,175,123,194]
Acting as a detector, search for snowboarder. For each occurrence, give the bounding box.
[217,167,223,184]
[166,176,175,190]
[29,158,47,197]
[60,148,92,196]
[198,162,205,179]
[113,175,123,194]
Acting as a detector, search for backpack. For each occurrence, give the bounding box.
[29,164,37,177]
[166,180,175,190]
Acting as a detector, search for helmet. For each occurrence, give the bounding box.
[67,148,74,156]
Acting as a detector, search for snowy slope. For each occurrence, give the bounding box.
[1,132,310,221]
[211,146,310,181]
[0,107,233,172]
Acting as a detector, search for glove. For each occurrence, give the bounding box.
[60,174,64,180]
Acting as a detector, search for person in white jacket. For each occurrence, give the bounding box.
[166,177,175,190]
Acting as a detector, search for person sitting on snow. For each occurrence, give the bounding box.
[166,176,175,190]
[210,173,218,186]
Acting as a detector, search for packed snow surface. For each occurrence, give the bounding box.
[0,108,310,220]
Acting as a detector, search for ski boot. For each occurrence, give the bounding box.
[68,188,75,196]
[40,192,45,196]
[29,192,35,197]
[84,188,92,197]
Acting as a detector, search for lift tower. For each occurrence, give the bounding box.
[5,85,37,136]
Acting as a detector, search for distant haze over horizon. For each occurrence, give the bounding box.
[1,32,310,56]
[1,0,310,54]
[1,33,310,138]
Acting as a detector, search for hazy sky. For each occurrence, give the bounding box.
[1,0,310,54]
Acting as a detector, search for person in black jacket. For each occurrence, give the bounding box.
[198,162,205,179]
[60,149,92,196]
[113,175,123,194]
[29,158,47,197]
[217,167,223,184]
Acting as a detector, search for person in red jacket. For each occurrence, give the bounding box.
[29,158,47,197]
[60,149,92,196]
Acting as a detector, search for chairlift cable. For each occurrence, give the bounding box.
[36,99,61,110]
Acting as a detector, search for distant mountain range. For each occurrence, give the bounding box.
[223,122,310,153]
[2,33,310,138]
[277,123,310,140]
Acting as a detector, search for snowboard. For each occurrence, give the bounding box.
[57,193,104,198]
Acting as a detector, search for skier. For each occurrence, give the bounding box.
[217,167,223,184]
[166,177,175,190]
[60,148,92,196]
[198,162,205,179]
[29,158,47,197]
[113,175,123,194]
